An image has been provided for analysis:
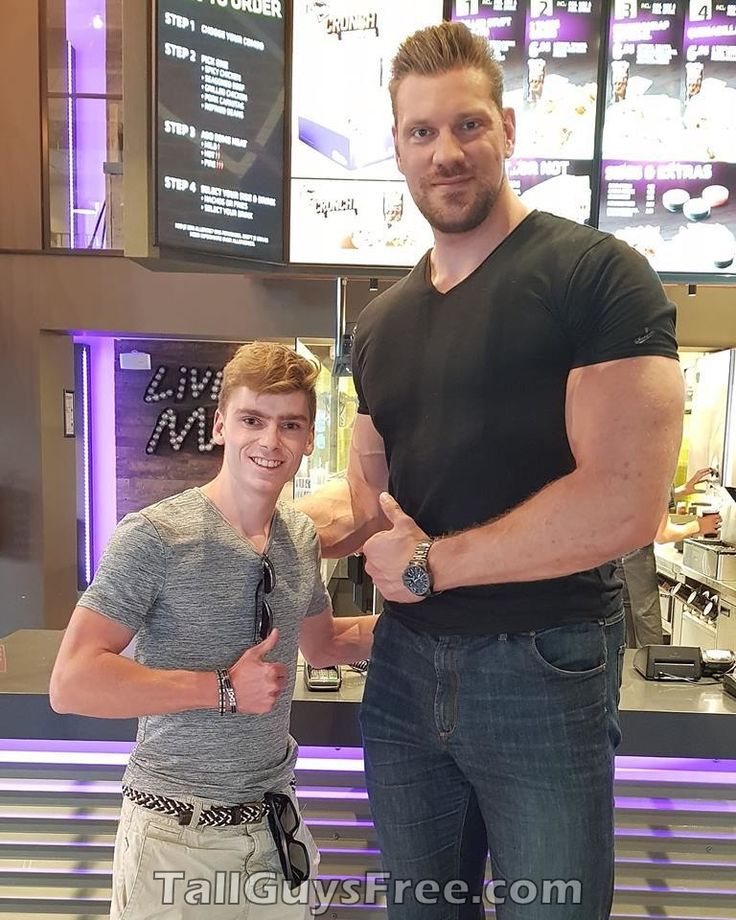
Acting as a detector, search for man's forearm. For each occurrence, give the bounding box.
[304,614,377,667]
[329,615,376,663]
[50,651,216,718]
[297,478,384,558]
[431,469,665,592]
[655,519,700,544]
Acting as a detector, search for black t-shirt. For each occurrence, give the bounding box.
[352,211,679,636]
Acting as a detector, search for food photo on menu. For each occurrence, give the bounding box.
[602,18,736,162]
[599,0,736,275]
[453,0,602,162]
[508,158,593,224]
[451,0,599,224]
[290,178,433,267]
[289,0,443,265]
[601,160,736,274]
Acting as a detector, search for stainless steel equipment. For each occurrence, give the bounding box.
[682,538,736,581]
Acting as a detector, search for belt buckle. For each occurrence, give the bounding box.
[230,806,242,825]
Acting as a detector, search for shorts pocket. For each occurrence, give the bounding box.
[285,785,321,875]
[118,833,159,920]
[120,824,248,920]
[530,619,607,677]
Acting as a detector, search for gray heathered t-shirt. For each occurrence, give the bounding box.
[79,487,330,804]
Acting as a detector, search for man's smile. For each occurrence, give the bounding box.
[250,457,284,469]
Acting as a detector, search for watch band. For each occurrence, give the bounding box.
[410,540,434,567]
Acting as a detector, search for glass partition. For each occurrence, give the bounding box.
[43,0,123,250]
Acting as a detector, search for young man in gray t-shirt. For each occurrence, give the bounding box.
[50,342,376,920]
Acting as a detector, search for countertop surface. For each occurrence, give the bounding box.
[1,628,735,755]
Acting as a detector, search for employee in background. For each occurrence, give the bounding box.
[617,467,721,648]
[299,21,683,920]
[49,343,375,920]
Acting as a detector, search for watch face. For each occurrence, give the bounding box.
[402,564,431,597]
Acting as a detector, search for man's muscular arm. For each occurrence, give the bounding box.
[50,607,287,717]
[297,413,389,557]
[364,356,684,601]
[431,355,684,588]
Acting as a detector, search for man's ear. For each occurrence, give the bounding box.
[392,124,404,175]
[211,408,226,445]
[502,107,516,159]
[303,426,315,457]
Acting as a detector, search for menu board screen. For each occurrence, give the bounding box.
[599,0,736,275]
[289,1,442,266]
[156,0,285,261]
[451,0,602,224]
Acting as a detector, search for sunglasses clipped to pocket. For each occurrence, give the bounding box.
[264,791,311,891]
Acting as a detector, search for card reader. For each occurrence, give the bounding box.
[303,664,341,692]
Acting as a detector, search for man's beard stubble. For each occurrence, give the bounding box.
[413,172,503,235]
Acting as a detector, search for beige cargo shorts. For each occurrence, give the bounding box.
[110,786,320,919]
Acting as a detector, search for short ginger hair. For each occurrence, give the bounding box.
[389,21,504,122]
[219,342,320,423]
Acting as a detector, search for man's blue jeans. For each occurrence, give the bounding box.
[360,608,626,919]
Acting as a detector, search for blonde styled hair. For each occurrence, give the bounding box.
[219,342,320,423]
[389,21,504,122]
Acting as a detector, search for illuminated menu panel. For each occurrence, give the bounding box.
[156,0,285,261]
[451,0,602,224]
[599,0,736,275]
[289,1,441,266]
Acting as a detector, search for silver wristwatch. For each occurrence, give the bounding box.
[401,539,435,597]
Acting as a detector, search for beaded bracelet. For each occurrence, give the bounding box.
[216,668,237,716]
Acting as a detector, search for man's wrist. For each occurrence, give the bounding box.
[188,670,219,711]
[427,536,454,593]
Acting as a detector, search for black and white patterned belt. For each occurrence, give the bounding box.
[122,784,271,827]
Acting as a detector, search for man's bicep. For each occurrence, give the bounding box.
[56,606,137,662]
[566,356,684,518]
[347,413,389,500]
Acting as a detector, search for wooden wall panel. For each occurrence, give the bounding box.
[114,339,242,518]
[0,1,42,249]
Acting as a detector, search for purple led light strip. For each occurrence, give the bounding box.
[1,741,734,775]
[80,344,92,584]
[66,40,77,248]
[72,336,117,571]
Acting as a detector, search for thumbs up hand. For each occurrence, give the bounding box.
[228,628,288,714]
[363,493,432,604]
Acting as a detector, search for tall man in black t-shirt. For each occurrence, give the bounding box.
[299,21,684,920]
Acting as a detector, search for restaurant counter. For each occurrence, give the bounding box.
[1,627,734,756]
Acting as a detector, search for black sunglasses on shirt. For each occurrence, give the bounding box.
[254,554,276,643]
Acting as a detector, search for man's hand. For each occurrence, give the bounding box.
[363,493,430,604]
[228,629,288,714]
[682,467,714,495]
[698,512,722,537]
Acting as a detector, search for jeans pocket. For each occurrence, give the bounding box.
[530,619,607,677]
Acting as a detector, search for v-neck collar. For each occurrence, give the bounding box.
[423,210,538,297]
[195,487,277,558]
